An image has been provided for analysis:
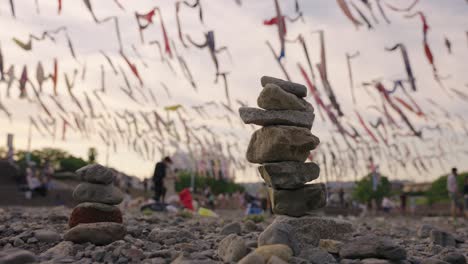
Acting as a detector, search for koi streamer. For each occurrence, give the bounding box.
[346,51,360,104]
[135,7,172,58]
[176,0,203,48]
[336,0,362,29]
[385,44,416,91]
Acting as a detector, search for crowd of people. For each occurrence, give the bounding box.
[447,167,468,219]
[23,160,54,199]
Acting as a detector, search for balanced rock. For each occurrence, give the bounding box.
[247,126,320,163]
[239,107,314,129]
[76,164,115,184]
[268,183,326,217]
[68,203,123,228]
[339,235,407,261]
[73,182,124,205]
[261,76,307,97]
[64,222,126,245]
[258,83,310,111]
[259,162,320,189]
[217,234,248,262]
[258,216,353,255]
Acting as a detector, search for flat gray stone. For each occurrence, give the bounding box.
[64,222,126,245]
[34,229,61,243]
[268,183,326,217]
[298,247,337,264]
[76,164,115,184]
[258,216,353,255]
[220,222,242,236]
[258,83,311,111]
[261,76,307,97]
[247,126,320,164]
[239,107,314,129]
[259,162,320,189]
[73,182,124,205]
[339,235,407,261]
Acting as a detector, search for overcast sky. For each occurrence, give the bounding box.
[0,0,467,182]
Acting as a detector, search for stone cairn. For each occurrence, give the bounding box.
[239,76,326,217]
[64,164,126,245]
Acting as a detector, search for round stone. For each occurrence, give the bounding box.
[73,182,124,205]
[64,222,126,245]
[76,164,115,184]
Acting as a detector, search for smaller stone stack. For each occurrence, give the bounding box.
[239,76,326,217]
[64,164,126,245]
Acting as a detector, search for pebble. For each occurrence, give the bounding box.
[239,252,266,264]
[0,248,36,264]
[319,239,344,254]
[34,229,61,243]
[430,230,457,247]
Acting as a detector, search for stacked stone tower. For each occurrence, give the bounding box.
[239,76,326,217]
[64,164,126,245]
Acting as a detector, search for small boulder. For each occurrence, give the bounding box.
[430,230,457,247]
[258,83,311,111]
[220,222,242,236]
[267,255,289,264]
[34,229,61,243]
[0,248,36,264]
[259,162,320,189]
[298,247,337,263]
[268,183,326,217]
[239,252,266,264]
[68,204,123,228]
[73,182,124,205]
[217,234,248,262]
[441,252,467,264]
[239,107,314,129]
[417,224,436,238]
[255,244,293,262]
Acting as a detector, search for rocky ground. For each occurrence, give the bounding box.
[0,207,467,264]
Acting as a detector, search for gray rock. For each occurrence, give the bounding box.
[76,164,115,184]
[268,184,326,217]
[418,224,436,238]
[259,162,320,189]
[247,126,320,164]
[258,216,353,255]
[258,83,311,111]
[244,220,258,232]
[430,230,457,247]
[421,259,449,264]
[299,247,337,264]
[360,259,392,264]
[239,107,314,129]
[148,228,195,244]
[217,234,248,262]
[238,252,266,264]
[40,241,74,260]
[290,257,310,264]
[339,235,407,261]
[0,248,36,264]
[73,182,124,205]
[261,76,307,97]
[12,238,23,247]
[64,222,126,245]
[441,253,467,264]
[34,229,61,243]
[220,222,242,236]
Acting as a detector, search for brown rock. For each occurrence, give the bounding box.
[68,205,123,228]
[246,126,320,164]
[259,162,320,189]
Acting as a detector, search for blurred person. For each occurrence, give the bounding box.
[382,197,394,213]
[143,178,149,193]
[447,168,460,218]
[152,156,173,203]
[204,186,215,209]
[339,188,345,208]
[400,192,407,214]
[41,159,54,189]
[26,166,47,198]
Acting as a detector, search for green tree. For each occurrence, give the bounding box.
[352,173,392,206]
[175,171,244,194]
[59,156,88,172]
[426,172,466,205]
[88,147,97,163]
